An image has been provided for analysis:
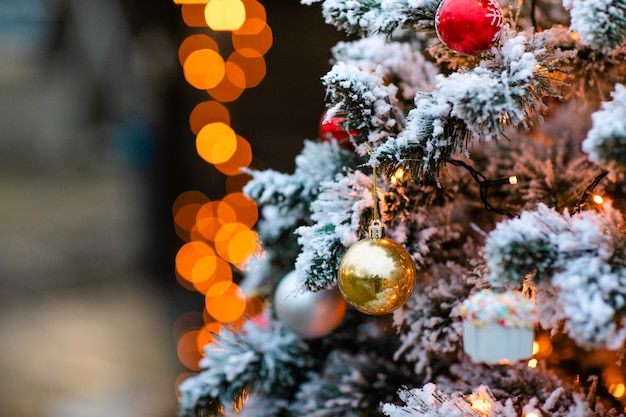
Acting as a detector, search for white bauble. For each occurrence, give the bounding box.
[274,271,346,339]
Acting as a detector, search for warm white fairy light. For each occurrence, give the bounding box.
[391,167,405,185]
[469,394,493,414]
[532,341,539,354]
[609,383,626,399]
[509,175,518,185]
[528,358,538,368]
[593,194,604,204]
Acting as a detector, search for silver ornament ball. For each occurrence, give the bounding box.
[274,270,346,338]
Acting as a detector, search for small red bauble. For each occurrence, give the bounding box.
[319,109,356,150]
[435,0,503,55]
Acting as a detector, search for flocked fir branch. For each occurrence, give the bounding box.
[295,165,465,292]
[301,0,441,36]
[242,140,361,290]
[322,62,406,151]
[295,169,376,291]
[177,0,626,414]
[381,379,598,416]
[483,203,626,350]
[177,317,312,417]
[330,36,439,103]
[288,350,415,417]
[374,29,564,184]
[384,359,623,416]
[392,261,485,378]
[582,84,626,170]
[564,0,626,51]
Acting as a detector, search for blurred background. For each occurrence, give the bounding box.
[0,0,343,416]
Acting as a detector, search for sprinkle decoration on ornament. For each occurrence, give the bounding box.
[319,108,356,150]
[274,270,346,339]
[460,289,537,329]
[460,289,537,364]
[336,159,417,315]
[435,0,503,55]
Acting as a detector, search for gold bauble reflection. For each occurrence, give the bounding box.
[337,237,416,315]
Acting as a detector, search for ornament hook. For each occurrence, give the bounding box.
[365,144,382,241]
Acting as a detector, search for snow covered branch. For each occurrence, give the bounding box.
[322,62,406,151]
[374,31,561,184]
[331,36,439,102]
[582,83,626,170]
[295,170,375,291]
[177,318,312,417]
[565,0,626,51]
[483,203,626,349]
[242,140,361,287]
[302,0,440,36]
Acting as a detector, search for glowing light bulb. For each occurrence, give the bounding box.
[391,167,405,185]
[528,358,538,368]
[470,395,492,413]
[509,175,518,185]
[609,383,626,399]
[525,413,541,417]
[532,341,539,354]
[593,194,604,204]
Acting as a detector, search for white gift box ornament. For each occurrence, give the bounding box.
[460,289,537,364]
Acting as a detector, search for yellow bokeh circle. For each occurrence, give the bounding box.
[183,49,225,90]
[196,122,238,164]
[205,0,246,31]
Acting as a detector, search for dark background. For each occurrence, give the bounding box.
[0,1,344,416]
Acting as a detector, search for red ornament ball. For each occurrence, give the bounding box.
[435,0,503,55]
[319,109,356,150]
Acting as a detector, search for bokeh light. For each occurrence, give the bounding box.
[216,199,238,224]
[223,61,247,89]
[220,192,258,227]
[241,0,266,21]
[174,202,205,235]
[177,329,203,370]
[196,121,238,164]
[173,0,270,371]
[183,49,226,90]
[214,222,259,266]
[189,100,231,135]
[227,50,266,88]
[181,4,210,27]
[178,34,219,66]
[205,0,246,31]
[610,383,626,399]
[196,321,222,351]
[193,201,222,241]
[176,241,215,282]
[206,61,246,102]
[194,255,233,294]
[173,191,211,241]
[214,135,252,175]
[232,19,273,56]
[205,281,247,322]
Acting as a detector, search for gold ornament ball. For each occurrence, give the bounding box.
[337,237,416,315]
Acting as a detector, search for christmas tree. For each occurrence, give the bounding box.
[177,0,626,415]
